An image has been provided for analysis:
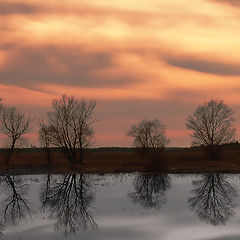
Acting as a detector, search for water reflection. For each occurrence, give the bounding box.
[188,174,237,225]
[129,173,171,209]
[40,173,97,236]
[0,175,33,231]
[0,173,239,239]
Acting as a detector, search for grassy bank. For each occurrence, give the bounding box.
[0,147,240,174]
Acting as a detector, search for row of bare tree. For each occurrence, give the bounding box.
[0,95,97,164]
[128,99,236,159]
[0,96,236,164]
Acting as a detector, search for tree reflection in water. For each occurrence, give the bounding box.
[40,173,97,236]
[188,174,237,226]
[129,173,171,209]
[0,175,33,228]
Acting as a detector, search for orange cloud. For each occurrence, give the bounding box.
[37,84,164,100]
[1,0,240,146]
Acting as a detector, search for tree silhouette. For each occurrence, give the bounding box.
[40,173,97,236]
[0,107,33,164]
[186,100,235,158]
[128,173,171,209]
[127,119,169,155]
[188,174,237,225]
[42,95,96,163]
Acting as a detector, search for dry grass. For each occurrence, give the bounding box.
[0,149,240,174]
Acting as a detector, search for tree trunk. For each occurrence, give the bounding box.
[63,147,74,164]
[78,138,84,162]
[72,149,77,163]
[5,143,15,165]
[46,147,51,165]
[207,145,220,160]
[79,147,84,163]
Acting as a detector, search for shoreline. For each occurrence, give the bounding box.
[0,148,239,174]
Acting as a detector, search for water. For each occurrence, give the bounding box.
[0,173,240,240]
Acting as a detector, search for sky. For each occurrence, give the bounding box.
[1,0,240,147]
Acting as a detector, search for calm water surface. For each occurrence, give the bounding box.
[0,173,239,240]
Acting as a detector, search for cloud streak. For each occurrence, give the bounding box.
[211,0,240,7]
[164,55,240,76]
[0,0,219,30]
[0,45,139,89]
[0,1,38,15]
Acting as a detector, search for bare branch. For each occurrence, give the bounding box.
[0,106,34,164]
[40,95,96,163]
[188,174,236,225]
[186,100,235,157]
[127,119,169,154]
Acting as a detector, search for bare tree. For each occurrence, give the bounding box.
[127,119,169,154]
[43,95,96,163]
[0,106,33,164]
[186,100,235,157]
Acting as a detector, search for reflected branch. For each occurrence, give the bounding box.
[2,175,33,227]
[40,173,97,236]
[129,173,171,209]
[188,174,237,225]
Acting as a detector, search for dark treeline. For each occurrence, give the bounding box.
[0,96,237,165]
[0,146,197,153]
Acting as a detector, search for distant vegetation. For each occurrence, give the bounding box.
[0,97,238,165]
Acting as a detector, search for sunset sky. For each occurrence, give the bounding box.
[1,0,240,147]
